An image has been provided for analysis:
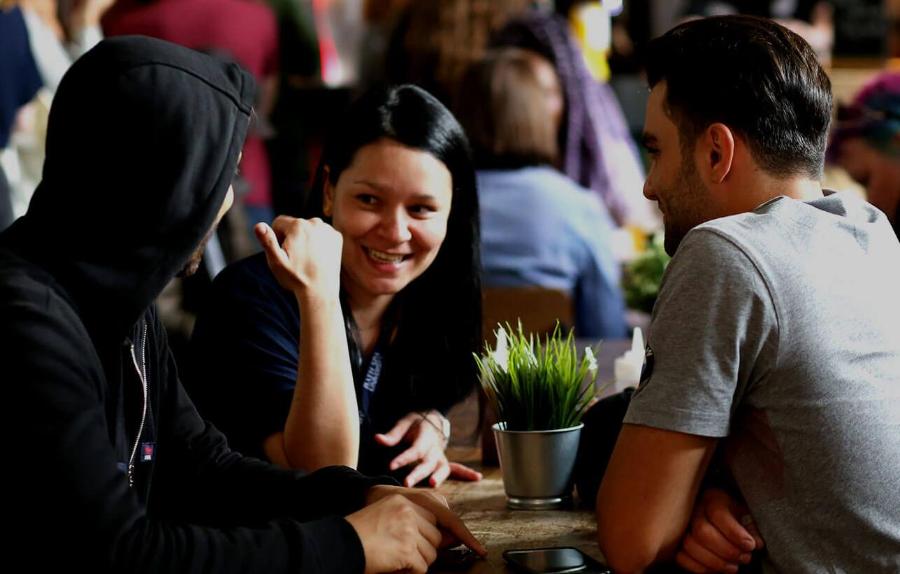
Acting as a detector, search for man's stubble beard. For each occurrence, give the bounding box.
[177,225,217,278]
[663,155,710,257]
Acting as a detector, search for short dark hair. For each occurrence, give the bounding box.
[304,84,482,414]
[646,15,832,178]
[457,48,560,169]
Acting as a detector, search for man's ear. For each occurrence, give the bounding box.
[703,123,735,184]
[322,166,334,217]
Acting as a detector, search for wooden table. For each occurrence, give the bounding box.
[434,449,607,574]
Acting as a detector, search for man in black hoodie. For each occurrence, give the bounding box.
[0,36,484,573]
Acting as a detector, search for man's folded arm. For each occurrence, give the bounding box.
[596,423,718,573]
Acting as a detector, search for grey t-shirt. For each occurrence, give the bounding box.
[625,193,900,572]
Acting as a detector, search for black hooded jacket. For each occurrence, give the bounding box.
[0,36,390,573]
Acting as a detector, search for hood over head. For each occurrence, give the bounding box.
[1,35,254,338]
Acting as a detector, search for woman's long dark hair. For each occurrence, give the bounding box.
[302,84,482,417]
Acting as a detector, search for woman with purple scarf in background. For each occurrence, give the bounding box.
[830,72,900,240]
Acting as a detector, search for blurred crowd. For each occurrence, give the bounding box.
[3,0,899,352]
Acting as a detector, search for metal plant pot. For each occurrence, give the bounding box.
[492,422,583,509]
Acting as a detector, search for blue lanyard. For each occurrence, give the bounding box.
[359,349,382,422]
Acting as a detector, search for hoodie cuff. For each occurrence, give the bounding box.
[298,516,367,574]
[302,465,399,516]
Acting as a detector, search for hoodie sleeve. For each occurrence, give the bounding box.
[146,305,402,569]
[151,304,395,520]
[2,276,390,574]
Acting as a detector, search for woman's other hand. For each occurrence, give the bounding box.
[375,411,483,488]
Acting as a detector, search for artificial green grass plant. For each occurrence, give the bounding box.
[475,323,598,431]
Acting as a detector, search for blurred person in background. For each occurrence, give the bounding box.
[681,0,834,64]
[0,0,109,231]
[494,0,660,234]
[0,2,40,231]
[384,0,531,106]
[457,47,628,339]
[14,0,110,91]
[829,71,900,240]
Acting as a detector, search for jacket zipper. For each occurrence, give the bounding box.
[127,323,149,488]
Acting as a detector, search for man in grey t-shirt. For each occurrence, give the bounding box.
[595,16,900,574]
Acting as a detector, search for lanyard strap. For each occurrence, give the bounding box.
[359,349,383,422]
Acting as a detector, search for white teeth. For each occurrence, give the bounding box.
[367,248,405,264]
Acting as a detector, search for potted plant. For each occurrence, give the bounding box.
[475,323,598,509]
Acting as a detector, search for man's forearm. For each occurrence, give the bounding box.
[595,425,717,572]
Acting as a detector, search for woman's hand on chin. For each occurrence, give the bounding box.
[255,217,343,302]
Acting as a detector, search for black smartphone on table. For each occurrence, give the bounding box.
[503,547,611,574]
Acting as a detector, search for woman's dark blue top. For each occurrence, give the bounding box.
[185,253,426,475]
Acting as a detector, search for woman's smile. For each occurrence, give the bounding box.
[362,245,413,269]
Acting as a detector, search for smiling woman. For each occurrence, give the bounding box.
[185,85,484,488]
[323,138,453,305]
